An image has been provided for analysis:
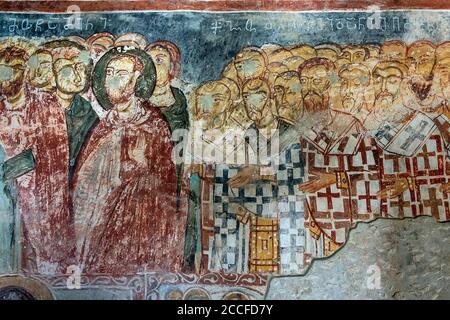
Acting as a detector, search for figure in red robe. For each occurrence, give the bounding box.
[71,48,184,275]
[0,45,74,274]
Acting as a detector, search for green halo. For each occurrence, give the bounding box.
[92,46,156,110]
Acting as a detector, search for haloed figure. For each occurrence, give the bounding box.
[232,47,267,85]
[338,63,372,115]
[47,40,99,179]
[72,47,184,275]
[192,80,232,131]
[340,46,369,64]
[242,78,276,132]
[0,44,74,274]
[406,40,436,101]
[298,58,335,117]
[146,41,189,133]
[364,61,411,131]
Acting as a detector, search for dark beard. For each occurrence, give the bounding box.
[107,92,130,105]
[106,80,135,105]
[410,78,432,101]
[0,78,24,99]
[303,92,327,113]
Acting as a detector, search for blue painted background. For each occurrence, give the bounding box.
[1,10,450,85]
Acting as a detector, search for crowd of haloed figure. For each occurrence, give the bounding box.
[0,33,189,275]
[2,35,450,277]
[190,41,450,275]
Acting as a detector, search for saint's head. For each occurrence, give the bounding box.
[340,45,369,64]
[372,60,407,109]
[380,40,407,62]
[432,42,450,99]
[289,44,317,61]
[273,71,303,123]
[27,49,55,91]
[0,46,28,101]
[406,40,436,101]
[338,63,371,112]
[233,47,267,84]
[298,57,335,114]
[86,32,115,62]
[242,78,273,127]
[192,79,231,130]
[407,40,436,81]
[105,53,144,108]
[265,62,289,87]
[266,47,292,65]
[146,40,181,87]
[45,40,92,97]
[114,33,148,50]
[315,43,341,62]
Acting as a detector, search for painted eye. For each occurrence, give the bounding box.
[274,86,283,93]
[389,77,400,84]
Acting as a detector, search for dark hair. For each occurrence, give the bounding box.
[298,57,335,75]
[0,46,29,63]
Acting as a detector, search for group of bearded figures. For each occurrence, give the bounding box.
[190,40,450,275]
[1,34,450,278]
[0,33,189,275]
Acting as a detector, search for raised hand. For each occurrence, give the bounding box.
[377,177,409,199]
[439,181,450,193]
[299,170,337,193]
[228,165,259,188]
[128,134,148,167]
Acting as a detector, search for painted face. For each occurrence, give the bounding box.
[234,52,265,82]
[0,55,26,98]
[339,68,370,111]
[27,51,54,89]
[274,74,302,121]
[434,59,450,98]
[372,66,403,105]
[381,43,406,61]
[242,81,270,122]
[317,48,338,62]
[299,64,331,113]
[105,56,137,107]
[148,46,171,86]
[407,44,435,80]
[341,47,367,63]
[193,81,230,130]
[54,57,88,94]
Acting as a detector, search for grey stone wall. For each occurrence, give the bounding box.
[266,217,450,299]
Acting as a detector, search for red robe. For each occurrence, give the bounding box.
[30,89,74,273]
[72,100,184,275]
[0,88,74,274]
[0,90,36,270]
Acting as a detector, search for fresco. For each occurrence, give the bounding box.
[0,8,450,300]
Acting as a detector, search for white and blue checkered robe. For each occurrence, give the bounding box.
[208,124,307,274]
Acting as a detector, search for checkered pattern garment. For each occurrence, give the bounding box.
[209,143,307,274]
[276,143,306,274]
[301,134,382,246]
[380,128,450,221]
[302,112,450,257]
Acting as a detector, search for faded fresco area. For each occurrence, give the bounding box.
[0,9,450,300]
